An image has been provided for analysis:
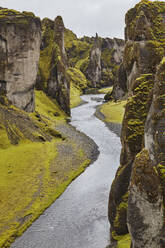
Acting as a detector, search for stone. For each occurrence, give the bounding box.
[86,33,102,88]
[0,8,41,112]
[37,16,70,116]
[108,1,165,247]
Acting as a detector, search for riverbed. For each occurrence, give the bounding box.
[11,94,121,248]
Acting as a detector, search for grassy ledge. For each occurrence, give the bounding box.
[98,86,113,94]
[70,83,83,108]
[97,100,126,124]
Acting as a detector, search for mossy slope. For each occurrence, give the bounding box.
[0,91,96,248]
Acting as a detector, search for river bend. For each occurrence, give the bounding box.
[12,94,121,248]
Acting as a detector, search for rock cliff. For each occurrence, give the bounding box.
[0,8,41,112]
[37,16,70,115]
[64,30,124,89]
[101,37,124,88]
[86,33,102,88]
[108,1,165,247]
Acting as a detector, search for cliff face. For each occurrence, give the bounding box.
[101,38,124,88]
[64,31,124,89]
[108,1,165,247]
[37,16,70,115]
[0,8,41,112]
[86,33,102,88]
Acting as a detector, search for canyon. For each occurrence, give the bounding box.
[0,1,165,248]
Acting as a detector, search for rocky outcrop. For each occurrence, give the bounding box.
[86,33,101,88]
[101,38,124,87]
[0,8,41,112]
[110,0,165,100]
[108,1,165,247]
[37,16,70,115]
[64,31,124,89]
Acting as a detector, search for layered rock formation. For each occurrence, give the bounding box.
[0,8,41,112]
[37,16,70,115]
[108,1,165,247]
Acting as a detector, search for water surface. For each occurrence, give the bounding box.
[12,94,121,248]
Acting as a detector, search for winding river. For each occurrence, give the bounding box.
[11,94,121,248]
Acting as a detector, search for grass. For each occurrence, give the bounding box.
[116,234,131,248]
[98,86,113,94]
[100,100,126,124]
[70,83,83,108]
[0,90,91,247]
[34,90,66,123]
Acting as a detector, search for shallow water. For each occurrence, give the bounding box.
[11,94,121,248]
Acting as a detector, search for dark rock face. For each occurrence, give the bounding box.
[110,0,165,101]
[108,1,165,247]
[128,149,164,248]
[85,36,124,88]
[101,38,125,88]
[0,8,41,112]
[37,16,70,116]
[86,33,101,88]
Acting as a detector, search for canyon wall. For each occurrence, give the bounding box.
[0,8,41,112]
[108,1,165,247]
[36,16,70,115]
[64,31,124,89]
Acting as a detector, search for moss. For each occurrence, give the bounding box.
[34,90,66,123]
[0,90,92,247]
[101,48,115,69]
[36,19,60,91]
[111,233,131,248]
[64,28,77,50]
[116,234,131,248]
[124,74,154,153]
[70,83,83,108]
[131,149,161,203]
[98,86,113,94]
[67,67,87,91]
[64,28,91,67]
[66,67,87,108]
[114,192,129,233]
[0,8,40,26]
[126,1,165,41]
[75,56,90,73]
[99,100,126,124]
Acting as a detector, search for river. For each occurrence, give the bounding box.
[11,94,121,248]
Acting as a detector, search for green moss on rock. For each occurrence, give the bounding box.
[125,1,165,41]
[124,74,154,154]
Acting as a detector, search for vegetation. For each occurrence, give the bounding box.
[67,67,87,108]
[99,100,126,124]
[98,86,113,94]
[0,91,92,247]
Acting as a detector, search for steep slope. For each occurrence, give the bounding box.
[108,1,165,247]
[36,16,70,115]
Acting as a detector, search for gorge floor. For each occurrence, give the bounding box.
[11,94,121,248]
